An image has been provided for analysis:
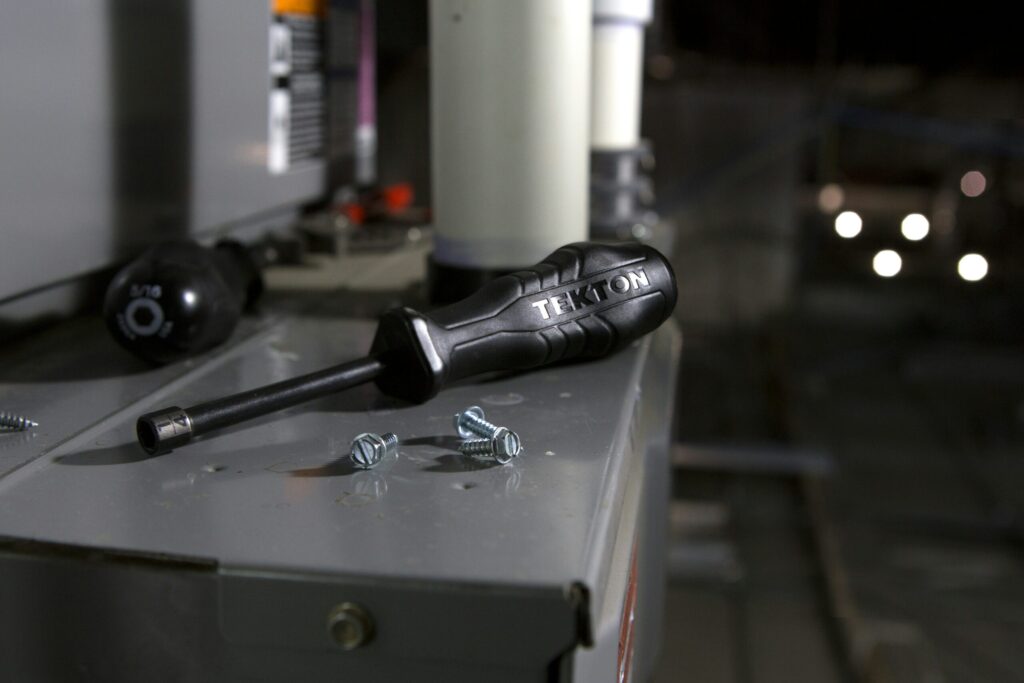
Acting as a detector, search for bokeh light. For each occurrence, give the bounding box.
[873,250,902,277]
[960,171,986,198]
[900,213,929,241]
[834,210,862,238]
[818,184,845,213]
[957,253,988,282]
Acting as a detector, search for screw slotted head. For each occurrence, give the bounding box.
[453,405,488,438]
[489,426,522,464]
[457,426,523,464]
[350,432,398,469]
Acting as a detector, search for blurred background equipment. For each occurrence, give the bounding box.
[426,0,591,303]
[0,0,363,323]
[589,0,659,240]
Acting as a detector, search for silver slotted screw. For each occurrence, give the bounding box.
[0,412,38,431]
[350,432,399,469]
[453,405,501,439]
[458,426,522,465]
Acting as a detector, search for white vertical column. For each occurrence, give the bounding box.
[590,0,652,150]
[430,0,590,270]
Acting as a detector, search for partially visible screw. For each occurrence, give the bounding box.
[350,432,399,468]
[327,602,375,650]
[458,426,522,465]
[453,405,501,439]
[0,412,38,431]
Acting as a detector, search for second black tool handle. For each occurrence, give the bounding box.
[370,241,677,402]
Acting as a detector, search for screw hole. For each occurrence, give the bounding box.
[452,482,477,490]
[327,602,375,650]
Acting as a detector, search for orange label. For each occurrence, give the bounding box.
[273,0,325,16]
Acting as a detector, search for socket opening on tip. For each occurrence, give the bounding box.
[136,418,159,454]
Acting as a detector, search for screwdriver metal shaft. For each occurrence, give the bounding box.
[137,357,382,454]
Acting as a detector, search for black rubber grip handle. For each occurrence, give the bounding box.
[103,240,263,364]
[370,242,677,402]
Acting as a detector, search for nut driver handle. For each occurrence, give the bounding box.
[137,241,677,454]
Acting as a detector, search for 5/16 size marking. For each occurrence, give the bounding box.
[530,268,650,321]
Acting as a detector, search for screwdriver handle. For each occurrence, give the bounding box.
[371,242,677,402]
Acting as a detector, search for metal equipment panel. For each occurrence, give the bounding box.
[0,313,679,680]
[0,0,327,302]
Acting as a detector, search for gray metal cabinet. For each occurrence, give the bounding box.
[0,317,679,681]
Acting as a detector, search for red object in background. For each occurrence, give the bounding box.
[337,182,415,226]
[382,183,414,213]
[340,202,367,225]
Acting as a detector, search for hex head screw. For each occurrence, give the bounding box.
[350,432,399,469]
[457,426,522,465]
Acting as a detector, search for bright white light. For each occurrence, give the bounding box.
[873,250,902,277]
[957,253,988,282]
[901,213,929,241]
[834,210,862,238]
[960,171,986,198]
[183,290,197,306]
[818,184,845,213]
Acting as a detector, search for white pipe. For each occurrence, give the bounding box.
[430,0,590,269]
[590,0,652,150]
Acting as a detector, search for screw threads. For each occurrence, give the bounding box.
[381,432,399,453]
[462,412,500,438]
[458,439,496,457]
[0,412,38,431]
[454,407,521,464]
[454,406,503,439]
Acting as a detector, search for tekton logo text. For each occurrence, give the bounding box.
[530,268,650,321]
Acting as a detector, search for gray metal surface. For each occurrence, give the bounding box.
[0,0,324,302]
[0,317,651,585]
[0,315,277,480]
[0,308,680,680]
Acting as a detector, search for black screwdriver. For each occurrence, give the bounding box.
[137,241,677,454]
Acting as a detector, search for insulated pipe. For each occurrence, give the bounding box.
[429,0,590,275]
[591,0,653,150]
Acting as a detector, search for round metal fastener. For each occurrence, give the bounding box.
[327,602,375,650]
[457,426,523,464]
[490,426,522,464]
[452,405,487,439]
[350,432,398,469]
